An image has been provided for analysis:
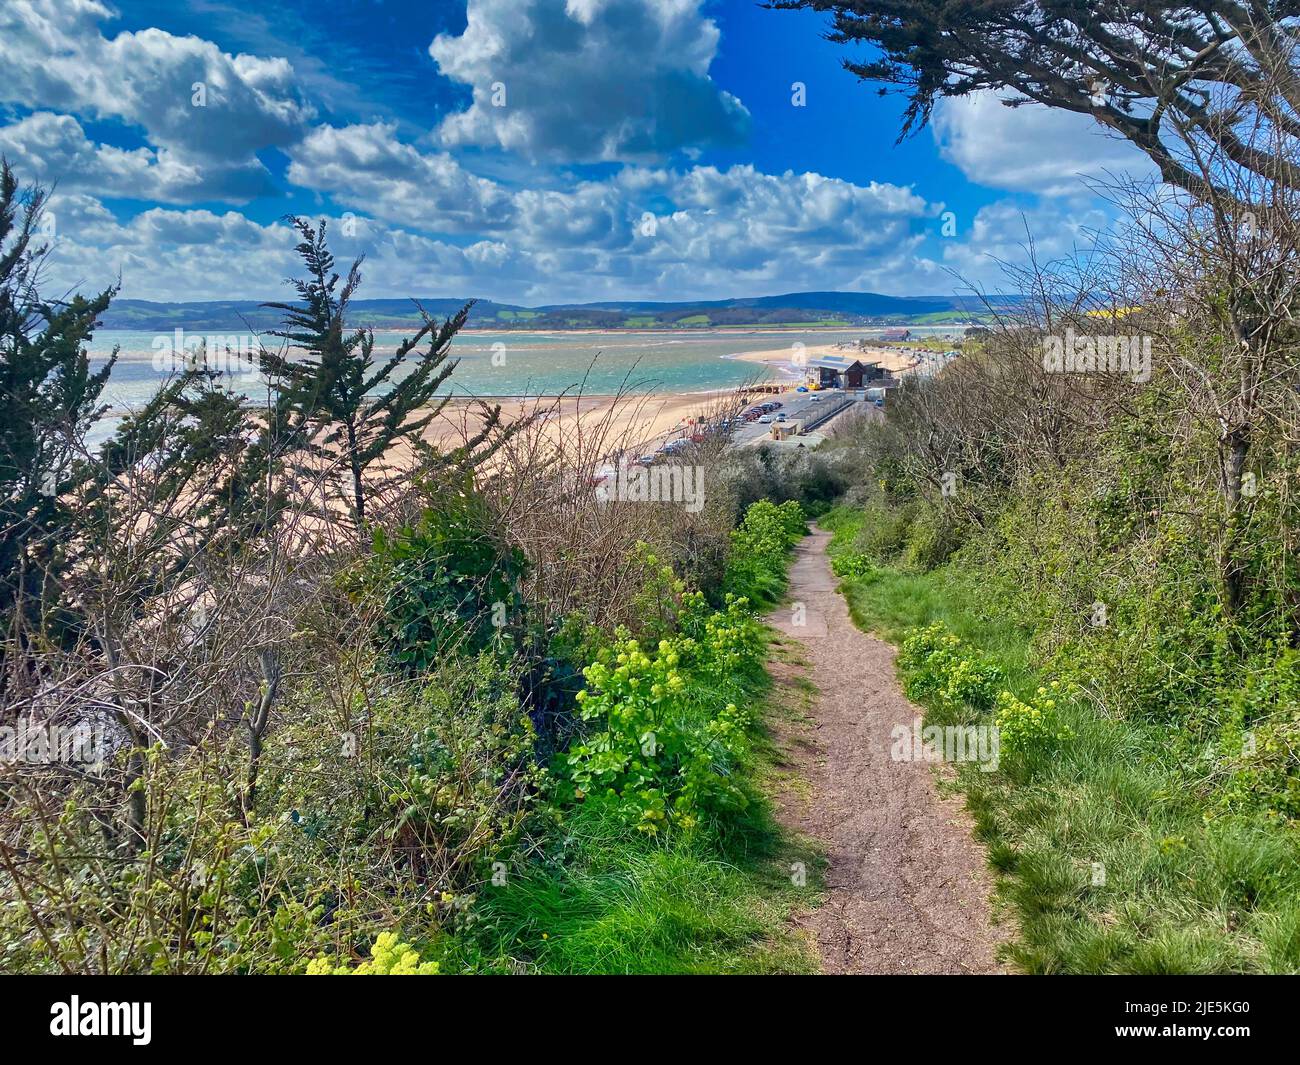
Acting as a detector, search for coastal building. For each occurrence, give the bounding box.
[805,353,887,390]
[881,327,911,342]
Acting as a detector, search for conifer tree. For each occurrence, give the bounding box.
[261,217,503,530]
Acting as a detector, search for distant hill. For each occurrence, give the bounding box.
[99,291,1015,332]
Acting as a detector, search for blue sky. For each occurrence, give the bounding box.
[0,0,1150,304]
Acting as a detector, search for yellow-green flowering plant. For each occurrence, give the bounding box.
[557,600,759,834]
[994,683,1073,753]
[305,932,440,975]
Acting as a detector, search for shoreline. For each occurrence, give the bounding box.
[421,385,788,457]
[729,341,922,377]
[88,329,941,448]
[96,324,934,341]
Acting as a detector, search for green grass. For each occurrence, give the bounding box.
[443,622,821,974]
[906,311,997,325]
[449,796,816,974]
[818,504,1300,974]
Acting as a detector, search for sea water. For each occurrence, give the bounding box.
[81,326,954,445]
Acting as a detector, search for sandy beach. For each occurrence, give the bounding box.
[419,337,921,459]
[422,387,765,458]
[730,341,921,378]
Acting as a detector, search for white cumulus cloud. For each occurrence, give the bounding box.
[0,0,313,201]
[429,0,750,162]
[932,91,1153,197]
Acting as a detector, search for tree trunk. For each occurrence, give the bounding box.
[345,420,365,530]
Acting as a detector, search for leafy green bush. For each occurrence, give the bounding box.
[265,652,543,901]
[368,485,528,672]
[723,499,806,604]
[0,653,544,974]
[1214,649,1300,820]
[898,622,1004,715]
[557,592,762,834]
[830,551,876,579]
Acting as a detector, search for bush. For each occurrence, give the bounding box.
[723,500,806,605]
[830,552,876,579]
[368,485,528,672]
[265,653,543,899]
[0,653,543,974]
[557,593,762,835]
[898,622,1004,715]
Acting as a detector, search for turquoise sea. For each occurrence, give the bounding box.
[82,325,958,444]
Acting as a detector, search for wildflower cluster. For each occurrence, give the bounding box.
[305,932,440,975]
[994,684,1073,753]
[899,622,1003,712]
[559,594,761,835]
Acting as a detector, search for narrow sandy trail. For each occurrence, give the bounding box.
[765,527,1006,974]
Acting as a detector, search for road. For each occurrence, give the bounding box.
[730,389,874,446]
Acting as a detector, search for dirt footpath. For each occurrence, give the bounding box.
[765,527,1007,974]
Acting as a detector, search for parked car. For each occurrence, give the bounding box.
[759,414,773,424]
[776,413,787,422]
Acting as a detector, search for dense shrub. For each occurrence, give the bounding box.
[264,652,542,894]
[722,499,806,605]
[369,485,528,671]
[0,651,541,974]
[720,447,851,515]
[557,593,762,834]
